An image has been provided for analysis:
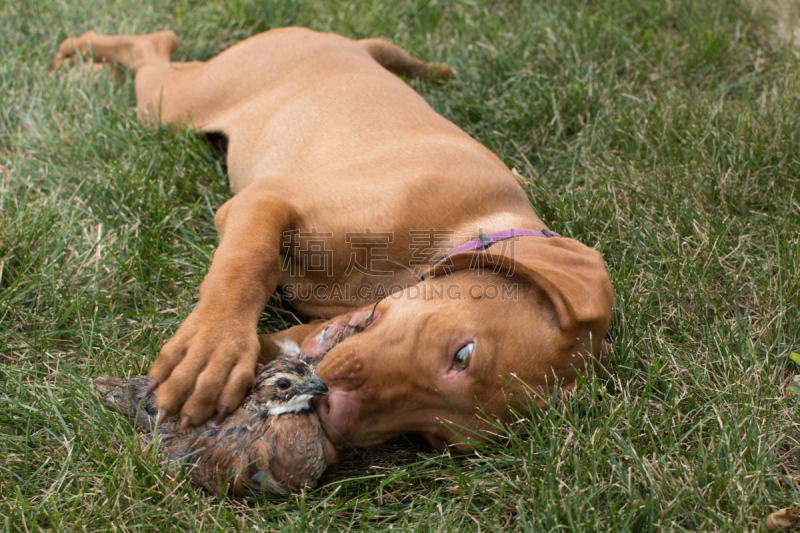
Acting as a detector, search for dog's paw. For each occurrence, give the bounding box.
[54,31,99,67]
[148,309,260,427]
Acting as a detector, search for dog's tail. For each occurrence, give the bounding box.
[359,38,453,80]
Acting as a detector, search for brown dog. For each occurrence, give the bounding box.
[57,28,613,451]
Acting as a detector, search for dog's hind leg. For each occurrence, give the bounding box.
[358,38,453,80]
[55,31,216,127]
[56,30,178,70]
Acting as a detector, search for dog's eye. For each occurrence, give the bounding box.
[276,378,291,390]
[453,343,474,371]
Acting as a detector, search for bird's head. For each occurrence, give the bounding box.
[246,358,329,416]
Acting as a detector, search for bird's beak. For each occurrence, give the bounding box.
[300,375,329,397]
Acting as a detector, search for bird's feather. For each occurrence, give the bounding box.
[94,358,336,496]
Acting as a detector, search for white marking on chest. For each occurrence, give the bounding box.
[274,337,302,358]
[268,394,313,415]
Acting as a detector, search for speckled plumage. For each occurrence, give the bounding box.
[95,358,338,496]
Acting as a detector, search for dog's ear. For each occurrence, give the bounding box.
[502,237,613,333]
[428,237,613,333]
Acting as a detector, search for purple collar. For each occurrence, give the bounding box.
[444,228,560,256]
[418,228,560,282]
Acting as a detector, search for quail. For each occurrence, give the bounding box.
[94,351,338,496]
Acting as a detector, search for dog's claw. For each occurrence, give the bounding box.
[179,414,192,432]
[145,377,159,397]
[216,405,229,425]
[157,408,169,426]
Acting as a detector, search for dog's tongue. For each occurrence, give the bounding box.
[302,318,345,359]
[302,310,380,360]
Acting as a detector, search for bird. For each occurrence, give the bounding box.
[94,346,338,496]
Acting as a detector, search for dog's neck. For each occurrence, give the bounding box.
[449,212,543,247]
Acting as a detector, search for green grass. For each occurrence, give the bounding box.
[2,0,799,530]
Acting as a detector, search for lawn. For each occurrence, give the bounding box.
[1,0,799,530]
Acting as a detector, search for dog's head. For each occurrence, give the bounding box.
[305,237,613,451]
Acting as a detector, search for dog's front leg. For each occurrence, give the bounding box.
[259,324,321,361]
[148,188,297,428]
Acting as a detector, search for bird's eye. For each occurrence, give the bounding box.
[453,343,474,371]
[276,378,291,390]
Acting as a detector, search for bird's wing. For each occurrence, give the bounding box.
[269,414,329,492]
[178,415,277,496]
